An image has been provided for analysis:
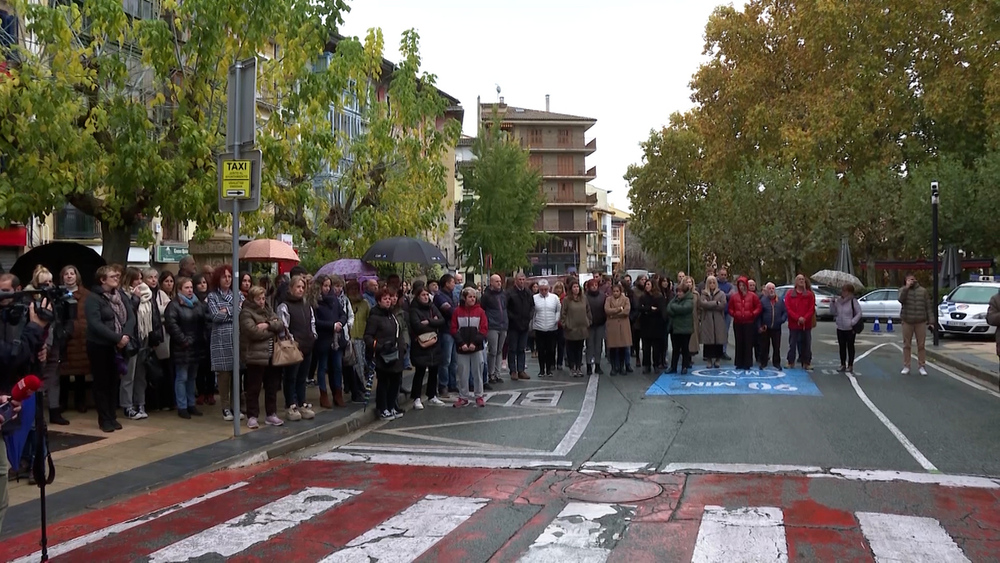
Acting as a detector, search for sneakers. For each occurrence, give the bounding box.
[391,409,404,419]
[918,366,928,376]
[901,367,911,375]
[299,406,316,420]
[137,405,148,419]
[286,406,303,421]
[413,398,424,410]
[453,398,470,408]
[125,407,142,420]
[223,409,235,421]
[265,414,283,426]
[428,397,445,406]
[475,396,485,408]
[247,417,259,429]
[837,366,847,373]
[380,410,395,420]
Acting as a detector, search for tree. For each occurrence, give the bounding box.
[0,0,349,265]
[456,116,544,274]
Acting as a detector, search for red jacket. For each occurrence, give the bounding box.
[784,286,816,329]
[728,277,762,324]
[451,303,488,353]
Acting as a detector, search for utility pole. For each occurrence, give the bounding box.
[686,219,691,276]
[931,181,940,347]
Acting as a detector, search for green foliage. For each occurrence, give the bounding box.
[456,116,545,274]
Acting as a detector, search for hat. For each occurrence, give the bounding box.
[538,279,549,287]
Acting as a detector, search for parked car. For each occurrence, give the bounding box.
[937,282,1000,336]
[858,288,902,321]
[775,284,837,320]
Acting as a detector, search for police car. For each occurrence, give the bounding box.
[937,278,1000,336]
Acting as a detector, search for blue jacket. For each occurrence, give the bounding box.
[759,295,788,330]
[315,292,349,349]
[433,290,456,332]
[480,287,508,331]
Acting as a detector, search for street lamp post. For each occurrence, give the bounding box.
[543,247,549,276]
[931,181,940,347]
[686,219,691,276]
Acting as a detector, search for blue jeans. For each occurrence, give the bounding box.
[507,328,529,374]
[174,361,198,410]
[437,332,457,391]
[315,345,344,392]
[283,351,313,407]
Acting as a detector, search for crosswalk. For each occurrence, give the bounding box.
[3,461,989,562]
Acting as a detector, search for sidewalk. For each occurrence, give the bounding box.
[2,376,399,538]
[924,337,999,389]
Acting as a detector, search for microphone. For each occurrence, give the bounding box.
[11,374,42,402]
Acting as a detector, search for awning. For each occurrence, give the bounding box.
[86,245,152,265]
[0,225,27,247]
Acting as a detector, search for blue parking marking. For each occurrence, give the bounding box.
[645,367,822,396]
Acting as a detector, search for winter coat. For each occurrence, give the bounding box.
[129,284,163,350]
[364,304,405,373]
[531,292,561,332]
[85,285,138,349]
[987,292,1000,357]
[604,294,632,348]
[451,302,488,354]
[728,277,763,325]
[164,295,208,365]
[433,290,457,329]
[699,288,727,345]
[587,290,608,327]
[560,296,592,341]
[349,296,370,340]
[784,287,816,330]
[409,299,444,366]
[481,287,508,331]
[239,302,283,366]
[667,291,695,335]
[898,282,934,325]
[506,286,535,332]
[830,295,862,332]
[61,286,91,376]
[207,289,243,372]
[153,288,171,360]
[689,292,701,353]
[638,293,667,337]
[760,295,788,331]
[315,291,349,351]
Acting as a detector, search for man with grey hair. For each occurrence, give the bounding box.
[480,274,508,383]
[178,255,196,278]
[758,282,787,369]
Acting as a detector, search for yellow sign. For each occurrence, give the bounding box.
[222,160,252,199]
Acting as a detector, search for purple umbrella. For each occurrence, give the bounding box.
[316,259,377,280]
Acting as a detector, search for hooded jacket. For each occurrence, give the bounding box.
[364,304,405,372]
[480,286,508,331]
[451,301,488,354]
[728,277,762,324]
[409,298,444,366]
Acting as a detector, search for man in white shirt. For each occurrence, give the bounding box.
[531,279,561,377]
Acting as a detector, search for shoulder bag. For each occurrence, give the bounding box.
[272,333,304,367]
[851,300,864,334]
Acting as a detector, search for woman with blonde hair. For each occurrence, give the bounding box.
[700,275,727,368]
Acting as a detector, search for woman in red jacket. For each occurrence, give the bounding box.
[451,288,489,408]
[784,274,816,370]
[728,276,762,370]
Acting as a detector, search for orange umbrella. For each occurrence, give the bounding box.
[239,239,300,263]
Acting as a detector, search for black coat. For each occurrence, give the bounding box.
[364,305,405,373]
[129,293,164,349]
[85,285,138,348]
[638,293,668,336]
[506,286,534,332]
[164,297,208,365]
[408,299,444,367]
[587,290,608,327]
[314,292,349,350]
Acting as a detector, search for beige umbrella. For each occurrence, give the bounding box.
[238,239,300,263]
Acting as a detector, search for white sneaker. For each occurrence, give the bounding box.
[918,366,928,376]
[901,367,911,375]
[428,397,445,406]
[413,398,424,410]
[286,406,302,421]
[299,406,315,420]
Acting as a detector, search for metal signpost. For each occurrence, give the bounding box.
[220,57,258,436]
[931,181,940,347]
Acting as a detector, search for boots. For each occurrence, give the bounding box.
[49,408,70,426]
[333,388,345,407]
[319,389,333,409]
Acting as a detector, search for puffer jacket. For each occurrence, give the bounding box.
[364,304,405,372]
[728,277,762,324]
[830,295,862,332]
[451,302,488,354]
[409,298,444,366]
[480,287,508,331]
[164,295,208,365]
[784,287,816,329]
[349,296,370,340]
[898,282,934,324]
[560,296,592,341]
[760,294,788,330]
[531,292,561,332]
[239,301,283,366]
[667,290,695,334]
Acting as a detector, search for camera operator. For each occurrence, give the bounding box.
[0,273,51,531]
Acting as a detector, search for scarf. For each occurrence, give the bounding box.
[179,293,197,308]
[137,283,154,340]
[106,288,127,334]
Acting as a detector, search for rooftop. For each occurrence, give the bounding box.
[480,103,596,124]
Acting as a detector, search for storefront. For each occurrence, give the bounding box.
[0,225,27,272]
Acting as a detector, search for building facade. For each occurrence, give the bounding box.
[480,100,597,275]
[585,184,613,275]
[610,205,630,274]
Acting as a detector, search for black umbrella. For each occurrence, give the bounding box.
[11,242,107,287]
[361,237,447,266]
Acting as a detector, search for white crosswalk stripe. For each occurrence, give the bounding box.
[691,506,789,563]
[856,512,971,563]
[518,502,635,563]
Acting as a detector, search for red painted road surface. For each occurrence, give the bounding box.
[3,460,998,562]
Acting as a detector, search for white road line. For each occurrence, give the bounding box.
[580,461,657,474]
[553,373,599,456]
[319,495,487,563]
[846,371,938,471]
[691,505,788,563]
[9,481,249,563]
[856,512,971,562]
[853,341,895,363]
[518,502,633,562]
[661,463,822,474]
[820,469,1000,489]
[891,343,1000,399]
[312,451,574,469]
[148,487,360,562]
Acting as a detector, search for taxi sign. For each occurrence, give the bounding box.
[221,160,251,199]
[217,149,261,212]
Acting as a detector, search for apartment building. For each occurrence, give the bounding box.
[480,99,597,275]
[610,205,630,274]
[585,184,613,275]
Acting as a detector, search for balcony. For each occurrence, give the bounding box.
[587,219,598,232]
[542,166,597,180]
[547,193,592,206]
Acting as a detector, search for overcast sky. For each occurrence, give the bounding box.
[341,0,742,211]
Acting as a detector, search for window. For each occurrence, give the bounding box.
[558,209,575,231]
[557,182,574,202]
[160,220,185,242]
[529,154,543,172]
[528,128,542,147]
[557,155,574,175]
[557,129,570,146]
[55,205,99,240]
[1,10,17,50]
[123,0,157,20]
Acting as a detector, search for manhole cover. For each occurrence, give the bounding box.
[563,478,663,503]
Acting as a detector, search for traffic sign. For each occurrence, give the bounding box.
[217,149,261,212]
[221,160,251,198]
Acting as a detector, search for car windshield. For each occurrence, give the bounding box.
[947,286,999,305]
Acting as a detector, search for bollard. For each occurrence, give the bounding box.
[887,318,894,332]
[873,318,881,332]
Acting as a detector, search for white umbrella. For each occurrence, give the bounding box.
[811,269,864,291]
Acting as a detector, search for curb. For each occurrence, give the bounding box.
[925,348,999,390]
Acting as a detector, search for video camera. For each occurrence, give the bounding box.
[0,285,78,327]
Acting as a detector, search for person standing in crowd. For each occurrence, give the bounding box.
[147,269,174,411]
[433,274,458,397]
[987,289,1000,382]
[85,265,137,432]
[898,273,934,376]
[747,278,761,366]
[239,273,253,300]
[685,275,701,362]
[532,279,561,378]
[345,280,370,403]
[190,272,214,405]
[240,286,285,428]
[277,275,316,421]
[552,281,567,371]
[758,283,787,369]
[604,283,632,375]
[120,267,161,420]
[560,280,592,378]
[831,284,862,373]
[728,276,762,370]
[716,268,734,360]
[667,276,695,374]
[30,267,68,425]
[481,274,508,384]
[630,276,646,362]
[58,265,89,419]
[314,274,350,408]
[177,255,197,279]
[366,288,405,419]
[506,272,534,381]
[785,274,816,370]
[451,287,488,407]
[409,286,445,408]
[585,278,607,375]
[658,276,674,367]
[207,265,243,422]
[699,276,727,368]
[165,277,208,419]
[638,279,667,374]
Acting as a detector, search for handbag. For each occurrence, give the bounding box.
[342,338,357,367]
[272,335,304,367]
[417,331,438,348]
[378,317,401,363]
[143,347,164,385]
[851,300,864,334]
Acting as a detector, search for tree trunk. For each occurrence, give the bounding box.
[100,222,132,266]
